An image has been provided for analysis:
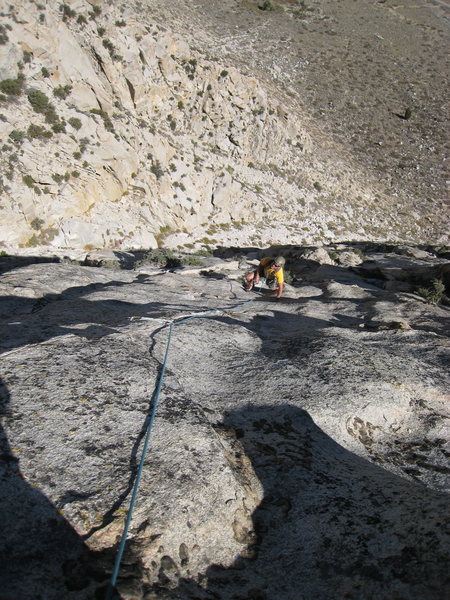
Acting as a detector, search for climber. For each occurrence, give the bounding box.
[244,256,285,299]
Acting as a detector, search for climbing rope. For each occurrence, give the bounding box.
[105,295,256,599]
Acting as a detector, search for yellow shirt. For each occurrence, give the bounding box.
[260,257,284,285]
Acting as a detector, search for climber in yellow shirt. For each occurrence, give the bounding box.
[244,256,285,299]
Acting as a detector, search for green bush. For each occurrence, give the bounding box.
[0,78,24,96]
[27,88,51,113]
[45,111,59,126]
[27,124,52,139]
[68,116,82,130]
[41,67,50,78]
[259,1,274,10]
[53,84,72,100]
[150,160,164,179]
[417,279,446,304]
[30,217,44,230]
[26,234,39,247]
[102,38,115,53]
[79,137,89,153]
[90,108,114,132]
[89,5,101,18]
[51,121,66,133]
[0,25,9,45]
[194,247,213,257]
[135,249,181,269]
[182,255,204,266]
[60,4,76,20]
[182,59,197,80]
[9,130,25,143]
[24,85,53,117]
[23,175,35,188]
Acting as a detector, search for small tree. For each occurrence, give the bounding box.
[150,160,164,179]
[22,175,35,187]
[68,117,82,130]
[9,130,25,143]
[0,78,24,96]
[53,84,72,100]
[27,88,51,113]
[259,1,274,11]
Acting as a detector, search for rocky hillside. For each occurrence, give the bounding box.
[0,0,448,251]
[1,243,449,599]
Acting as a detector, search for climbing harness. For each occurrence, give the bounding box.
[105,295,256,599]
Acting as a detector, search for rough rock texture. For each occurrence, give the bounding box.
[0,245,449,599]
[0,0,449,251]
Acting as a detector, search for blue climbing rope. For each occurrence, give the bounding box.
[105,296,255,598]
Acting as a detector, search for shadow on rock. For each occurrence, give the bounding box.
[215,305,364,360]
[0,377,114,599]
[0,273,196,354]
[0,254,61,276]
[169,404,449,600]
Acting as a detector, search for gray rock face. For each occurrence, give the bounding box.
[0,246,449,599]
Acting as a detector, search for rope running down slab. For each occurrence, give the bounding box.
[106,296,256,599]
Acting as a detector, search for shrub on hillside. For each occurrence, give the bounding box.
[53,84,72,100]
[31,217,44,230]
[9,129,25,143]
[60,4,76,20]
[150,160,164,179]
[68,117,82,130]
[0,78,24,96]
[22,175,35,187]
[134,249,181,269]
[51,121,66,133]
[27,88,51,113]
[259,1,274,10]
[26,88,59,123]
[90,108,115,132]
[0,24,9,45]
[88,5,101,19]
[27,124,52,139]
